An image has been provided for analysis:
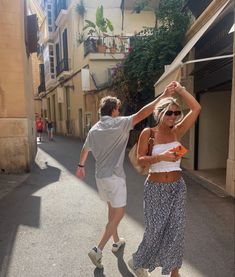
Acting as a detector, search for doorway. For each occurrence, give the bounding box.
[197,90,231,188]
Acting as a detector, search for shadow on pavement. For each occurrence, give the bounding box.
[92,246,134,277]
[112,246,134,277]
[93,268,106,277]
[0,161,61,276]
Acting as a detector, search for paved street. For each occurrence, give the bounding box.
[0,135,234,277]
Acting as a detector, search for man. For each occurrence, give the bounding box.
[76,82,175,269]
[46,119,54,141]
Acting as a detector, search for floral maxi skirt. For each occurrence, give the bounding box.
[133,177,187,275]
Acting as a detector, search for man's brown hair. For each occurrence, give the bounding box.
[99,96,121,116]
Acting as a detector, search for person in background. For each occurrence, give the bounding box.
[75,82,176,270]
[128,81,201,277]
[47,119,54,141]
[36,117,43,142]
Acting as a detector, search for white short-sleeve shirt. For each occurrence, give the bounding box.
[84,115,134,178]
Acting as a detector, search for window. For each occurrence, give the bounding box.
[62,28,68,64]
[49,44,55,76]
[55,43,60,66]
[43,43,55,81]
[47,3,53,32]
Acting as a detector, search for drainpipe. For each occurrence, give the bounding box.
[121,0,124,31]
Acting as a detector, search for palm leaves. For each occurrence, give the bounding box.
[83,5,114,38]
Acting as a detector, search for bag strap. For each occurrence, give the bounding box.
[147,128,155,156]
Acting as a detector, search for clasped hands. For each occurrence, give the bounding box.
[163,81,185,97]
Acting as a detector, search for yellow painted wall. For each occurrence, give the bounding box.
[83,6,155,36]
[42,0,156,139]
[0,0,36,173]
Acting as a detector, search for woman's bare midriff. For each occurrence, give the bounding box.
[148,171,182,183]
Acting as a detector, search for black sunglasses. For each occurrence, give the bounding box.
[165,110,182,116]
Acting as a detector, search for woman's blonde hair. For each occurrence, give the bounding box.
[153,97,184,125]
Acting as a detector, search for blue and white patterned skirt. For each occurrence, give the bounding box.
[133,177,187,275]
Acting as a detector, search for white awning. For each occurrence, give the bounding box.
[154,0,230,96]
[154,66,182,96]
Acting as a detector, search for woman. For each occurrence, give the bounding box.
[128,81,201,277]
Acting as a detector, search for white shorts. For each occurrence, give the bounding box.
[95,174,127,208]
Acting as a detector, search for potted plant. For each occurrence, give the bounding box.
[109,37,117,54]
[118,36,126,53]
[83,5,114,53]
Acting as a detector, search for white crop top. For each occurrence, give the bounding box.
[150,141,182,173]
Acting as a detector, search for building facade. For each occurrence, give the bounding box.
[0,0,38,173]
[28,0,46,118]
[36,0,157,139]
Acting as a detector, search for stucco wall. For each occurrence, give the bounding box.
[0,0,36,173]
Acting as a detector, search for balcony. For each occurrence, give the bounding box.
[45,73,56,90]
[56,58,70,77]
[84,36,134,57]
[38,82,46,94]
[55,0,68,26]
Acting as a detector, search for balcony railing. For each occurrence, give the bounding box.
[56,58,70,76]
[84,36,134,57]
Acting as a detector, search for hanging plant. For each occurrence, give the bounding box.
[76,0,86,17]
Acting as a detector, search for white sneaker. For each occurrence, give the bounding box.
[88,247,103,269]
[112,238,125,253]
[128,258,151,277]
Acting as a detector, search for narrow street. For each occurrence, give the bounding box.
[0,135,234,277]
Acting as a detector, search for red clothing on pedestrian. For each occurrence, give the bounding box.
[36,119,43,131]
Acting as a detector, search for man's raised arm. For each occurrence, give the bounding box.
[132,82,175,126]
